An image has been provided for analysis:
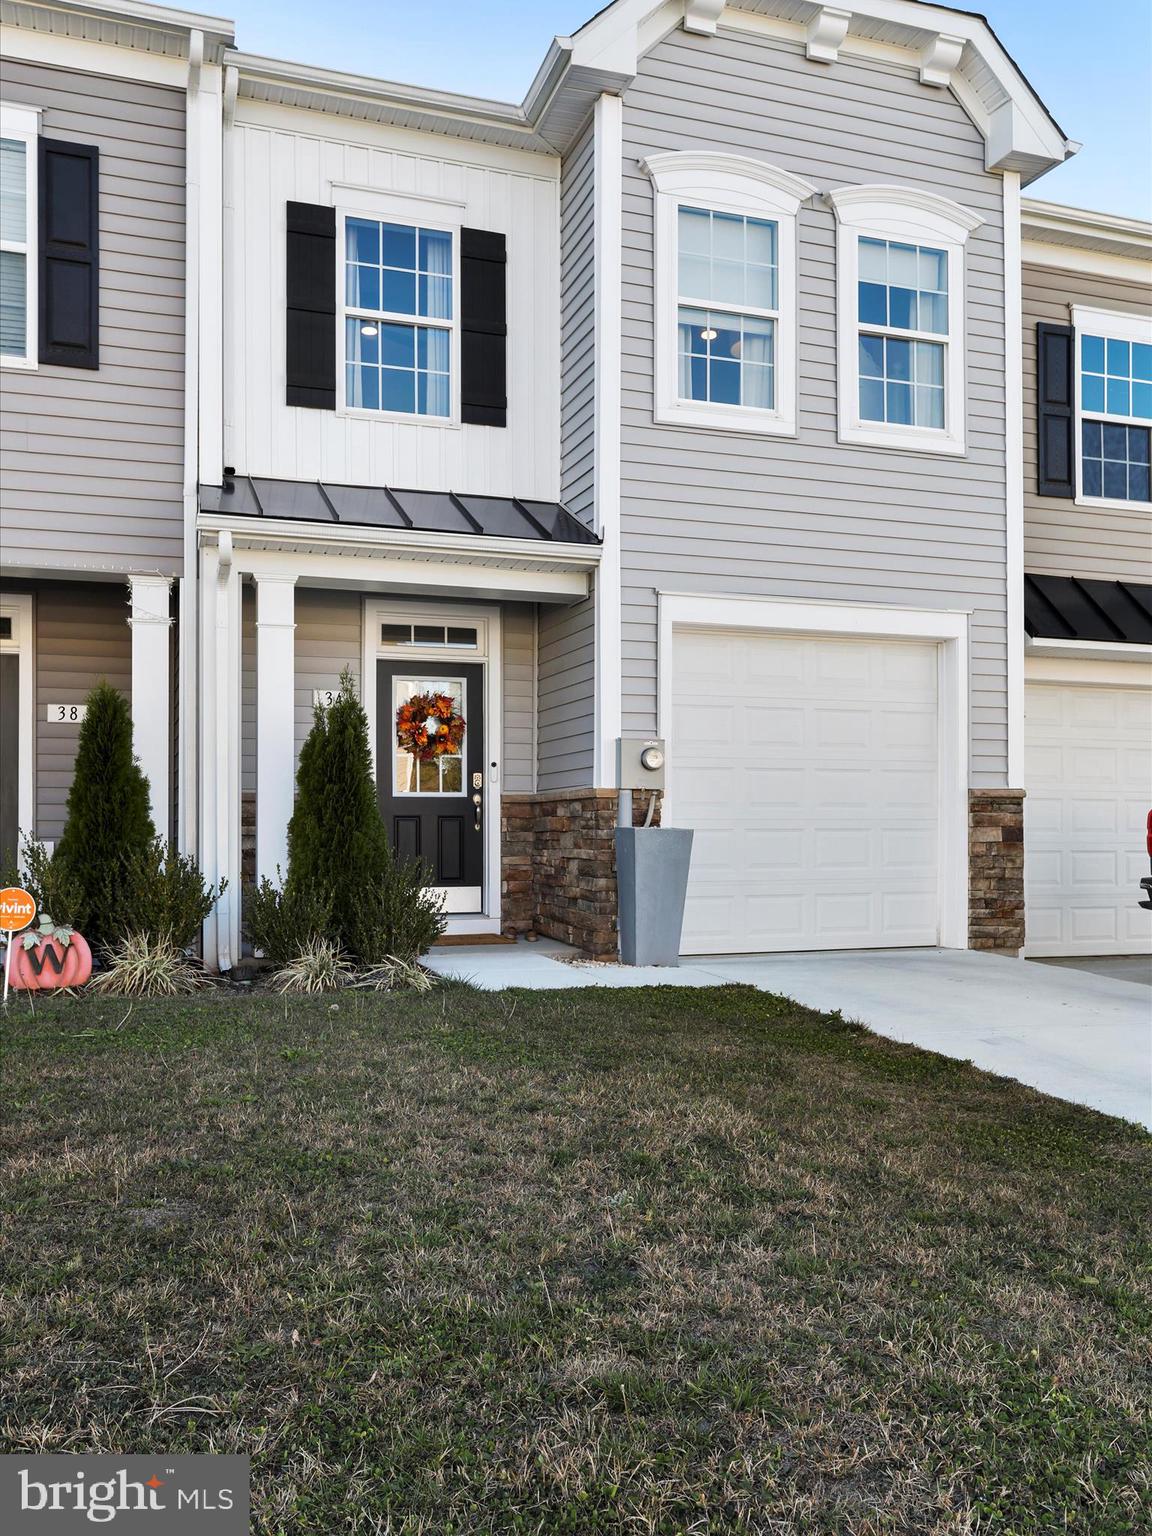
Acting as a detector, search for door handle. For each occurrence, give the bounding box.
[472,791,482,831]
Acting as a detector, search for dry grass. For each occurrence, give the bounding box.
[1,984,1149,1535]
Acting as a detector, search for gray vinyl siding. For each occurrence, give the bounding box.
[1023,260,1152,581]
[33,581,131,842]
[0,59,186,576]
[537,597,596,789]
[620,25,1010,786]
[538,113,599,791]
[241,591,536,798]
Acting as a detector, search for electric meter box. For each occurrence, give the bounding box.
[617,737,667,790]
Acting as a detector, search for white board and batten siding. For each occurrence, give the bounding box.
[226,107,560,501]
[0,59,186,575]
[1022,262,1152,583]
[620,26,1011,789]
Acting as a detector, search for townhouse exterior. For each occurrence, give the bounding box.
[1,0,1149,970]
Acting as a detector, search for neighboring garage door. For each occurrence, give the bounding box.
[671,630,940,954]
[1024,681,1152,957]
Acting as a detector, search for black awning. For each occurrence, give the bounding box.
[199,476,599,546]
[1024,574,1152,644]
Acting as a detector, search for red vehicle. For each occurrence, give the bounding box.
[1141,811,1152,911]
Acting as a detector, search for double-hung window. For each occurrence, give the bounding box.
[0,104,39,369]
[829,186,983,455]
[643,151,815,436]
[677,206,778,411]
[343,215,454,419]
[1073,308,1152,507]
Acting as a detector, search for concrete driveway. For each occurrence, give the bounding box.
[426,944,1152,1129]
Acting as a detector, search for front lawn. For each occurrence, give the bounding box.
[2,984,1148,1534]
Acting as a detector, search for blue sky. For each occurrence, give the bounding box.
[225,1,1152,218]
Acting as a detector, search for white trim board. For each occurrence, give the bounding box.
[655,592,971,951]
[1003,171,1024,787]
[0,593,35,850]
[593,91,623,788]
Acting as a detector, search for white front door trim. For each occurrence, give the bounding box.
[254,574,297,885]
[657,593,971,950]
[362,598,503,935]
[0,592,34,850]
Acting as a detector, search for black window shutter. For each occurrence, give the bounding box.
[460,227,507,427]
[286,201,336,409]
[1036,322,1075,498]
[38,138,99,369]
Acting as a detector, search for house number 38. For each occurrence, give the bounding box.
[46,705,88,723]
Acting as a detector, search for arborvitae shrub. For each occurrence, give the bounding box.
[54,682,156,951]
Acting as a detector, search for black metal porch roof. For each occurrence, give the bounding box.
[1024,574,1152,645]
[199,476,600,546]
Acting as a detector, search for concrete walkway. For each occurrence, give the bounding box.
[425,942,1152,1129]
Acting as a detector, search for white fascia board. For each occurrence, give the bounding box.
[1022,199,1152,260]
[1025,638,1152,665]
[0,28,193,85]
[197,519,598,603]
[1023,240,1152,286]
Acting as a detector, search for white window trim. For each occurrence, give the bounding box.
[829,184,983,457]
[642,151,815,437]
[1071,304,1152,514]
[656,590,971,950]
[0,102,41,372]
[336,198,462,429]
[0,592,35,845]
[361,598,503,933]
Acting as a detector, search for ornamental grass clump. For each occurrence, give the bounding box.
[270,938,354,994]
[90,933,208,998]
[351,956,435,993]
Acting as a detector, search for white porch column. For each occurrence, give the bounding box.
[198,536,241,970]
[128,575,174,836]
[255,575,297,885]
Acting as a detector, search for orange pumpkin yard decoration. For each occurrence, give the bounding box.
[395,690,466,761]
[10,930,93,991]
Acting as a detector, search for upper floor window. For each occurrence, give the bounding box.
[1073,308,1152,507]
[678,207,777,411]
[643,151,815,436]
[342,215,454,419]
[829,185,983,456]
[0,104,39,370]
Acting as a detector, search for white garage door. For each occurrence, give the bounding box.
[1024,682,1152,957]
[671,630,940,954]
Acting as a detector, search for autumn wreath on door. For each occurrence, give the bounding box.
[396,691,466,760]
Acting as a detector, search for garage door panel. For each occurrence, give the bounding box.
[1025,680,1152,957]
[673,631,941,954]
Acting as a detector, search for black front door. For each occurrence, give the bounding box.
[377,660,485,900]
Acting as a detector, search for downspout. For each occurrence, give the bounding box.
[178,29,203,857]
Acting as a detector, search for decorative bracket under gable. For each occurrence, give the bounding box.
[919,33,966,89]
[683,0,726,35]
[806,7,852,64]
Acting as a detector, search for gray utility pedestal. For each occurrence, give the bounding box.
[615,826,694,966]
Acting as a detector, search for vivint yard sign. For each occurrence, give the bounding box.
[1,1455,249,1531]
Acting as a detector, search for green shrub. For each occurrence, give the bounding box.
[120,839,226,951]
[244,873,332,968]
[54,682,156,951]
[1,836,89,934]
[285,669,392,953]
[347,856,445,964]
